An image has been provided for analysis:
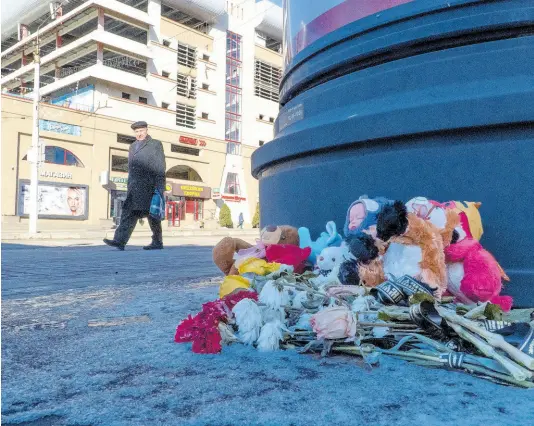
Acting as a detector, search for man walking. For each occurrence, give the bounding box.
[104,121,166,250]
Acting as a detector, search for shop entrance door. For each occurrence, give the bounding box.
[110,190,127,226]
[185,198,204,221]
[166,200,186,227]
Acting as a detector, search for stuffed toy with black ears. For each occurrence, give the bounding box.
[337,232,386,287]
[376,200,448,297]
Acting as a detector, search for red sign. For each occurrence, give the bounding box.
[179,136,207,147]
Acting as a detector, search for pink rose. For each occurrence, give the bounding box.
[311,307,357,340]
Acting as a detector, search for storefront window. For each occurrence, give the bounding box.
[166,165,202,182]
[111,155,129,173]
[23,146,84,167]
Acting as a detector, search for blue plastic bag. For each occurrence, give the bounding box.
[149,189,165,221]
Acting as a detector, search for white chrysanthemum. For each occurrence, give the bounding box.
[351,296,371,313]
[239,328,260,346]
[292,291,308,309]
[218,322,239,345]
[256,321,284,352]
[259,280,290,310]
[233,299,262,330]
[232,299,262,346]
[372,326,390,338]
[261,306,285,324]
[292,313,313,331]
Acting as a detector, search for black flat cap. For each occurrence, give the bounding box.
[131,121,148,130]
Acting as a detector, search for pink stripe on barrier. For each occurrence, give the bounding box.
[294,0,414,54]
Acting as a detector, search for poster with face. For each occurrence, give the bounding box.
[18,181,88,219]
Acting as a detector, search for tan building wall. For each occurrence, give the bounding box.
[1,94,259,229]
[160,17,214,53]
[254,44,283,67]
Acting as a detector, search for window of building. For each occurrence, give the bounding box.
[227,32,242,61]
[259,140,265,146]
[269,117,275,123]
[226,60,241,87]
[139,96,148,104]
[105,15,147,44]
[111,155,129,173]
[227,142,241,156]
[177,74,196,99]
[201,112,209,120]
[171,144,200,156]
[225,31,243,148]
[166,165,202,181]
[259,114,264,120]
[254,59,281,102]
[225,117,241,142]
[103,50,147,77]
[224,172,240,195]
[117,134,136,144]
[23,146,84,167]
[176,103,196,129]
[163,39,171,47]
[122,92,131,100]
[177,43,196,68]
[202,54,210,61]
[202,83,210,90]
[162,71,170,78]
[162,102,170,109]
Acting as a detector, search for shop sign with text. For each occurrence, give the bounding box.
[179,136,207,147]
[40,170,73,179]
[110,176,128,189]
[170,183,211,199]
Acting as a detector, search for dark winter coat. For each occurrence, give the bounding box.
[123,135,166,213]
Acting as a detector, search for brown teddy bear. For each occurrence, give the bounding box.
[212,225,300,276]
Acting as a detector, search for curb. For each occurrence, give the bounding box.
[1,229,260,241]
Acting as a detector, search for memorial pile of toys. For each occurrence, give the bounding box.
[175,196,534,388]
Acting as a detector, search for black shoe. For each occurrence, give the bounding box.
[143,243,163,250]
[103,238,125,251]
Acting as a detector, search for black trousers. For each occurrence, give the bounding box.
[114,208,162,246]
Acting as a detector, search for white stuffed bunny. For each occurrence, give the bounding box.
[310,246,350,287]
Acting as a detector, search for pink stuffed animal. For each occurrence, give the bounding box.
[445,235,512,311]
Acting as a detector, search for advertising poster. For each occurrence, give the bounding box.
[283,0,413,66]
[18,181,88,219]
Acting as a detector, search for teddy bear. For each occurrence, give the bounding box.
[298,221,342,264]
[445,228,513,311]
[212,225,300,276]
[337,232,386,287]
[376,200,451,298]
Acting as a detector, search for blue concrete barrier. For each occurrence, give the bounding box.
[252,0,534,306]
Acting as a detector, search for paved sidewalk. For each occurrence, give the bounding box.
[1,227,260,241]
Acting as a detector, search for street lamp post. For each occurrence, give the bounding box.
[27,1,66,235]
[28,48,41,235]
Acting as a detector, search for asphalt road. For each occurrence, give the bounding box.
[2,239,533,426]
[1,236,246,299]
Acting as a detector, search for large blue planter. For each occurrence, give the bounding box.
[252,0,534,307]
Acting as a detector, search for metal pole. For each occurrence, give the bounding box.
[29,51,41,235]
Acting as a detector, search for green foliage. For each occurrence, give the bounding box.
[252,202,260,228]
[484,303,503,321]
[219,204,233,228]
